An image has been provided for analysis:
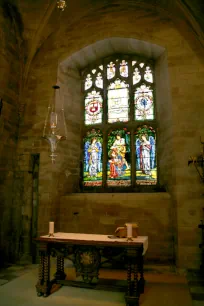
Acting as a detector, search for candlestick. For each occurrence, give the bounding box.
[49,221,54,237]
[126,223,133,241]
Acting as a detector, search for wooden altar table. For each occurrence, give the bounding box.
[34,232,148,306]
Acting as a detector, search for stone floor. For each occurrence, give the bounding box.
[186,269,204,305]
[0,262,203,306]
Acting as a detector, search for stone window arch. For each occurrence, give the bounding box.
[60,38,173,193]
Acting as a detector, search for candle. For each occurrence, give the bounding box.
[49,222,54,235]
[126,223,132,238]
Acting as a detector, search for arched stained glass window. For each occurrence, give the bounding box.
[83,129,103,187]
[135,125,157,185]
[107,128,131,187]
[82,55,157,190]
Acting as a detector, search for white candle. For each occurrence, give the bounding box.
[126,223,132,238]
[49,222,54,234]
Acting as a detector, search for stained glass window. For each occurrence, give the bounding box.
[83,129,103,187]
[135,125,157,185]
[108,79,129,123]
[144,66,153,83]
[133,67,141,85]
[82,55,157,190]
[134,84,154,120]
[85,74,92,90]
[107,61,115,79]
[107,129,131,187]
[85,90,103,125]
[120,60,128,77]
[95,72,103,88]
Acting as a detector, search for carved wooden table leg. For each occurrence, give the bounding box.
[36,251,44,296]
[133,263,139,299]
[43,254,50,297]
[127,261,132,297]
[125,247,140,306]
[55,256,66,280]
[36,244,51,298]
[138,255,145,294]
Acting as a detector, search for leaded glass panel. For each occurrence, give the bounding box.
[108,79,129,123]
[85,90,103,125]
[95,72,103,88]
[133,67,141,84]
[107,61,115,79]
[135,125,157,185]
[144,66,153,83]
[134,84,154,120]
[85,74,92,90]
[107,129,131,187]
[120,60,128,77]
[83,129,103,187]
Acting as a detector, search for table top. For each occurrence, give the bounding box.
[38,232,148,255]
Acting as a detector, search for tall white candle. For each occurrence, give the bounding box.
[126,223,132,238]
[49,222,54,234]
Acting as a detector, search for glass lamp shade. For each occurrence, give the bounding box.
[50,112,58,131]
[43,84,67,163]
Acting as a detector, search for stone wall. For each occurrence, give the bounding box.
[0,3,22,264]
[60,193,173,264]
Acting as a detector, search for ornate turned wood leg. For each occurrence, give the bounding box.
[125,247,140,306]
[127,261,132,297]
[36,252,44,296]
[55,256,66,280]
[138,255,145,294]
[133,263,138,297]
[43,254,51,297]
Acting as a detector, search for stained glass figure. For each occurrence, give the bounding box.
[92,69,96,74]
[134,84,154,120]
[85,74,92,90]
[144,66,153,83]
[95,72,103,88]
[107,129,131,187]
[108,79,129,123]
[83,129,103,187]
[85,90,103,125]
[120,60,128,77]
[107,62,115,79]
[139,63,144,68]
[133,67,141,84]
[135,125,157,185]
[132,61,137,66]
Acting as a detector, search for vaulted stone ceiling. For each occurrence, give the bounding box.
[1,0,204,80]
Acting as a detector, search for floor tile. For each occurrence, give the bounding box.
[0,279,8,286]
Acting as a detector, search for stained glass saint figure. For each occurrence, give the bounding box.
[134,84,154,120]
[85,74,92,90]
[107,62,115,79]
[144,66,153,83]
[133,68,141,85]
[120,60,128,77]
[95,72,103,88]
[108,79,129,123]
[107,129,131,187]
[135,126,157,185]
[85,90,103,125]
[83,130,103,187]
